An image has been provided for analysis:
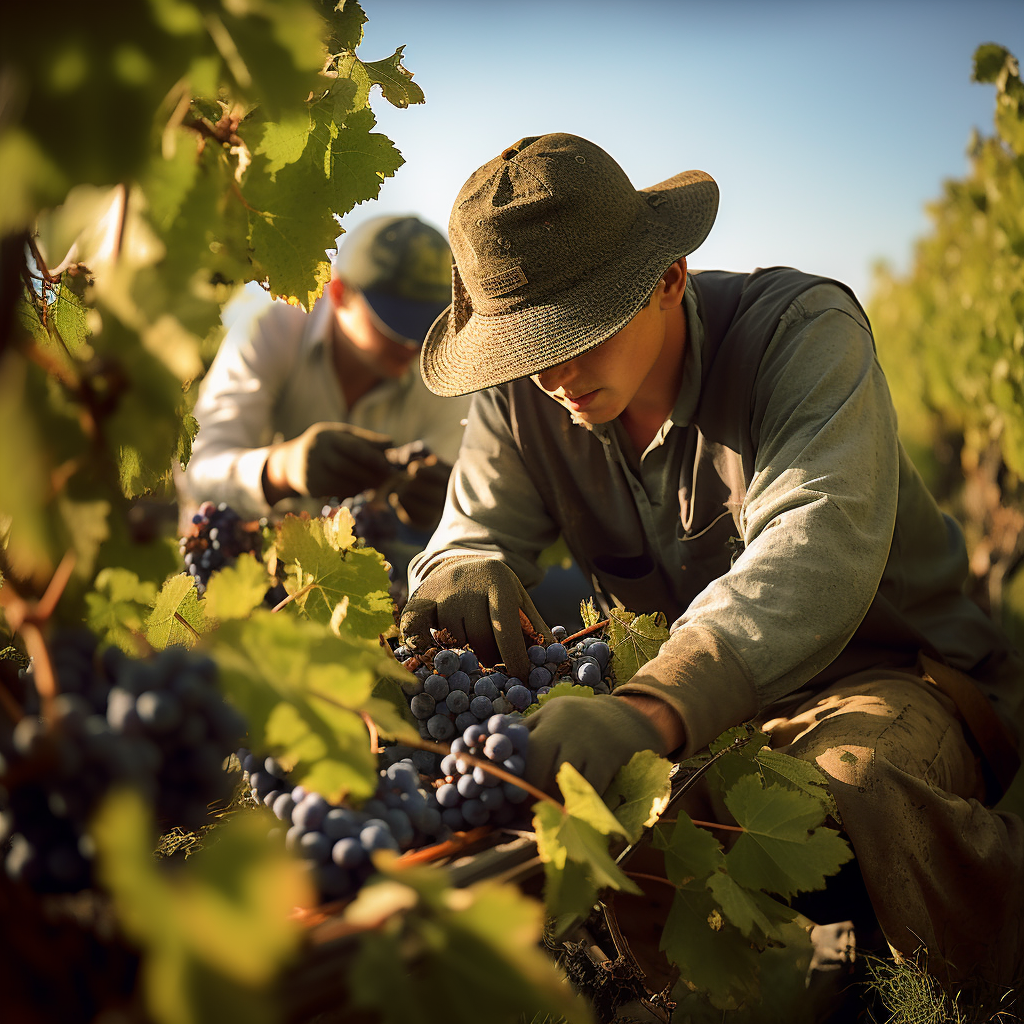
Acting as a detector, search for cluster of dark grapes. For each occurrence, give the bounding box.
[239,708,533,903]
[393,624,613,744]
[325,492,399,553]
[240,747,448,901]
[434,716,531,831]
[0,632,247,893]
[180,501,264,596]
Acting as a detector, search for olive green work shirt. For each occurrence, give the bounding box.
[410,279,1023,756]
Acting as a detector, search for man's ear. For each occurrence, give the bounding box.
[327,276,346,308]
[659,257,687,308]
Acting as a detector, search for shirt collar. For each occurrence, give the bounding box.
[669,285,704,427]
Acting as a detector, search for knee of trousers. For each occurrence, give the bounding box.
[770,678,977,798]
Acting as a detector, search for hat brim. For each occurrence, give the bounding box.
[363,289,451,346]
[421,171,719,398]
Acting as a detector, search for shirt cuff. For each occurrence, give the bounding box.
[613,623,759,757]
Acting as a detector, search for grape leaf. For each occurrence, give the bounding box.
[755,748,839,822]
[322,0,367,54]
[274,514,393,638]
[705,872,795,943]
[93,790,311,1024]
[346,865,594,1024]
[533,763,638,923]
[607,607,669,685]
[208,612,410,801]
[146,574,211,650]
[973,43,1013,85]
[723,776,853,900]
[85,567,158,654]
[580,597,602,630]
[652,809,725,886]
[602,749,673,843]
[244,106,403,304]
[253,111,313,177]
[362,46,425,108]
[203,554,272,621]
[660,883,761,1008]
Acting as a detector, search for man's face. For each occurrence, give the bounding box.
[334,288,419,379]
[530,290,667,425]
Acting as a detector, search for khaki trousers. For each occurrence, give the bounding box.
[759,667,1023,989]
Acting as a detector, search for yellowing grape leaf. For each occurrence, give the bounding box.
[203,554,271,621]
[602,749,673,843]
[274,513,393,638]
[723,776,853,900]
[607,607,669,685]
[146,573,210,650]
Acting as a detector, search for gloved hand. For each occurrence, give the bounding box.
[400,556,551,680]
[524,694,665,797]
[388,455,452,531]
[264,422,393,502]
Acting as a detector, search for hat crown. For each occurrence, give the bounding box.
[450,134,648,314]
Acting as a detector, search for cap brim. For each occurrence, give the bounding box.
[363,289,451,346]
[421,171,718,397]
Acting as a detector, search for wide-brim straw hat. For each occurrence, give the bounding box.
[420,133,719,398]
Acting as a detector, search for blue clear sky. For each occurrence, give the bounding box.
[337,0,1023,303]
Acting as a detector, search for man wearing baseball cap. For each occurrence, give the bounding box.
[184,215,470,528]
[400,135,1023,995]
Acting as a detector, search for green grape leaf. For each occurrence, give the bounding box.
[533,763,638,923]
[652,810,725,886]
[209,612,399,801]
[203,554,272,621]
[361,46,425,108]
[85,567,158,654]
[530,678,592,714]
[607,607,669,685]
[327,52,372,119]
[146,574,211,650]
[323,0,367,54]
[724,776,853,900]
[754,747,839,822]
[660,883,761,1007]
[602,749,673,843]
[709,724,768,757]
[346,865,594,1024]
[253,111,313,177]
[705,872,795,943]
[244,106,403,304]
[93,790,311,1024]
[274,514,394,638]
[973,43,1012,85]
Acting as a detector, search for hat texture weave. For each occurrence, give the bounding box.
[420,133,719,397]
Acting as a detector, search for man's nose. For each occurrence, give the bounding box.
[535,360,573,393]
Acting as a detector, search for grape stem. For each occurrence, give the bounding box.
[0,551,77,715]
[563,619,610,644]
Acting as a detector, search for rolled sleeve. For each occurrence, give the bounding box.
[618,290,901,754]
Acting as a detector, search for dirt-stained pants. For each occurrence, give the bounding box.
[758,666,1023,989]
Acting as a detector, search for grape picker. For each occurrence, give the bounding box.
[399,134,1023,992]
[183,215,471,531]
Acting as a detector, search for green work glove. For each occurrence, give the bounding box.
[523,694,664,797]
[388,455,453,532]
[400,557,551,680]
[266,422,393,501]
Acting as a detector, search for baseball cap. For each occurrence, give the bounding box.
[333,215,452,345]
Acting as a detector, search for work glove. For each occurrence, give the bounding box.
[400,557,551,680]
[269,422,393,500]
[524,694,665,798]
[388,455,453,531]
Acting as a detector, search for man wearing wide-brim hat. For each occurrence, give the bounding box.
[400,133,1023,999]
